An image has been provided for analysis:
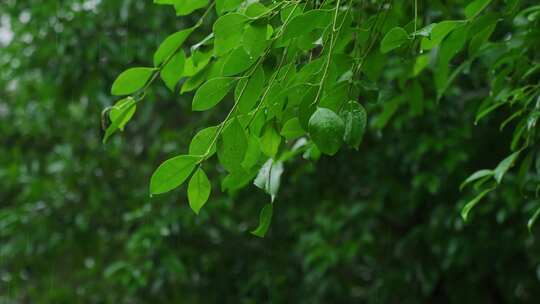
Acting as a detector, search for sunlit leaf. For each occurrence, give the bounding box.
[153,27,195,66]
[188,168,211,214]
[150,155,202,195]
[111,67,155,96]
[192,77,236,111]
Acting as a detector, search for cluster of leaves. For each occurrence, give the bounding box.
[105,0,376,235]
[104,0,540,235]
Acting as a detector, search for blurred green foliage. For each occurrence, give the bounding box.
[1,0,540,303]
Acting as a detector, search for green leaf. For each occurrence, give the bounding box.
[213,13,249,56]
[421,21,463,50]
[298,86,319,129]
[251,203,273,238]
[222,47,258,76]
[189,126,218,157]
[465,0,492,19]
[461,188,493,221]
[380,27,409,54]
[242,23,268,58]
[109,97,136,132]
[242,134,262,170]
[221,167,258,193]
[150,155,202,195]
[260,124,281,158]
[216,0,243,15]
[468,18,497,57]
[235,66,265,114]
[103,97,137,143]
[181,66,210,94]
[175,0,209,16]
[408,80,424,116]
[245,2,271,18]
[280,3,302,23]
[217,117,248,172]
[282,9,332,42]
[528,206,540,233]
[153,27,195,66]
[373,96,403,130]
[111,67,155,96]
[187,168,211,214]
[280,118,305,140]
[160,50,185,91]
[308,108,345,156]
[340,100,367,149]
[192,77,236,111]
[183,51,212,77]
[254,159,284,202]
[437,24,468,65]
[413,54,430,76]
[460,169,494,191]
[494,151,521,184]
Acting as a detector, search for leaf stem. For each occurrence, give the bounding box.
[312,0,342,106]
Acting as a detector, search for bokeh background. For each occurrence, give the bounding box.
[1,0,540,303]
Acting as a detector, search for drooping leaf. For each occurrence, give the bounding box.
[242,23,268,58]
[251,203,273,238]
[245,2,271,18]
[216,0,243,15]
[188,168,211,214]
[150,155,202,195]
[221,167,258,193]
[280,118,305,140]
[421,21,463,50]
[222,47,258,76]
[528,206,540,233]
[217,117,248,172]
[242,134,262,170]
[111,67,155,96]
[308,107,345,156]
[213,13,249,56]
[380,27,409,54]
[461,188,493,221]
[235,66,265,114]
[192,77,236,111]
[103,97,137,143]
[153,27,195,66]
[282,9,332,42]
[340,100,367,149]
[175,0,209,16]
[373,96,403,130]
[109,97,136,132]
[465,0,492,19]
[298,86,318,129]
[189,126,219,157]
[460,169,494,191]
[181,66,210,94]
[413,54,430,76]
[494,151,521,183]
[260,124,281,158]
[160,50,185,91]
[183,51,212,77]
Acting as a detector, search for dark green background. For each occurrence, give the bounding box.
[1,0,539,303]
